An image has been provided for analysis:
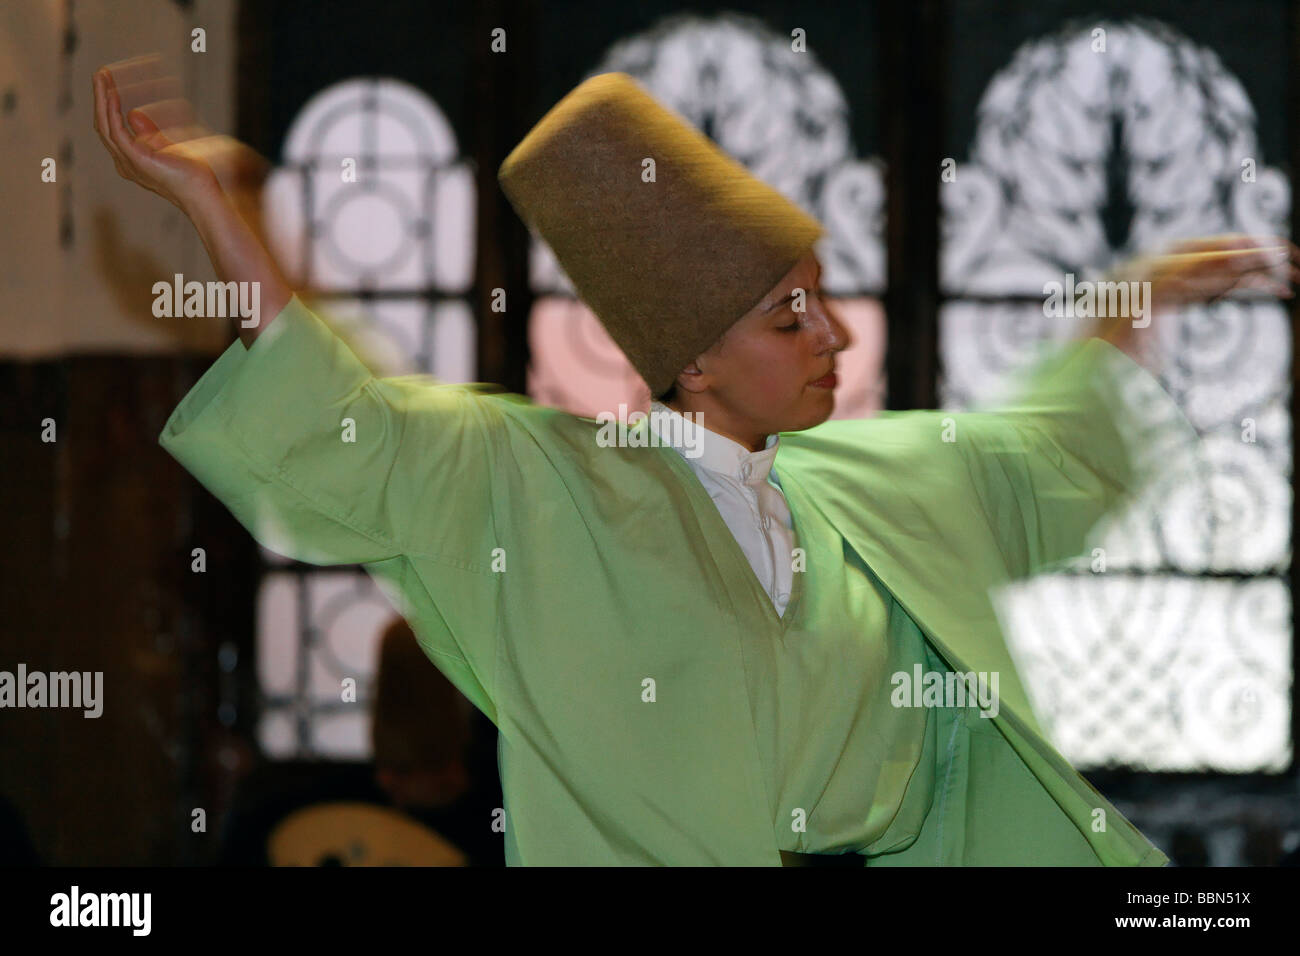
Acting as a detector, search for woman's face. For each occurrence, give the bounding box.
[670,250,852,449]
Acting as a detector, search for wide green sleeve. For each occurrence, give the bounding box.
[157,294,505,569]
[952,336,1198,579]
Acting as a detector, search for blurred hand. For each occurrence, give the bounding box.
[92,54,269,215]
[1095,234,1298,361]
[1118,234,1299,313]
[91,54,292,342]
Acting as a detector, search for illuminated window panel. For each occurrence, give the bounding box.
[993,574,1291,772]
[939,17,1292,771]
[256,570,404,759]
[263,78,473,293]
[255,77,475,757]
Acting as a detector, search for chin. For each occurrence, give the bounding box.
[781,402,833,434]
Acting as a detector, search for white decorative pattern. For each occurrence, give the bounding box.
[943,20,1291,770]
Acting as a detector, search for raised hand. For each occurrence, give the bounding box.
[1119,234,1300,313]
[1095,234,1299,361]
[92,55,269,216]
[92,54,292,345]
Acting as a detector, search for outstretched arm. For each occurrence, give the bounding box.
[981,235,1297,575]
[92,58,290,348]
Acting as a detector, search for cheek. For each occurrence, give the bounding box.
[739,357,799,400]
[723,335,813,405]
[749,338,808,386]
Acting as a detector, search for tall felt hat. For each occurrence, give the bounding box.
[498,72,826,397]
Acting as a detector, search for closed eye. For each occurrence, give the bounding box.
[777,286,824,330]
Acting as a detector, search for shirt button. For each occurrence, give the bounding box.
[740,463,752,480]
[762,515,772,529]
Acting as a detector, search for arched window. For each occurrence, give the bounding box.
[940,20,1291,771]
[254,78,476,757]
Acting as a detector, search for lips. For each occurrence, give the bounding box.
[810,371,837,388]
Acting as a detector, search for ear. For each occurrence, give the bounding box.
[675,361,708,395]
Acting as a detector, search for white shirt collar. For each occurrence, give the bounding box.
[648,400,780,486]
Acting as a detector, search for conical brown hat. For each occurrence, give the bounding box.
[498,71,825,397]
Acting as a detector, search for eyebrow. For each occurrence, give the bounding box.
[765,262,823,314]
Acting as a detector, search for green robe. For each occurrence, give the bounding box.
[159,296,1195,865]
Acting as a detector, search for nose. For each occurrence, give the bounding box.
[807,295,854,355]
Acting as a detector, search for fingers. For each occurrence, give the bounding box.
[92,71,130,173]
[102,73,150,165]
[143,121,210,147]
[101,54,167,92]
[1179,262,1294,302]
[92,70,110,143]
[125,108,161,137]
[1154,247,1289,292]
[1121,236,1297,309]
[1165,235,1287,264]
[1222,244,1296,292]
[1228,271,1291,300]
[124,109,179,156]
[115,74,185,118]
[127,97,198,137]
[97,53,191,149]
[1283,239,1300,281]
[1167,234,1252,255]
[102,53,200,142]
[1227,270,1293,298]
[1159,245,1288,265]
[126,110,212,154]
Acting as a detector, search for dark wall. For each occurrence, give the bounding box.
[0,356,259,865]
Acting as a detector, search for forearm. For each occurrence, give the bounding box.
[184,182,292,349]
[1081,266,1156,370]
